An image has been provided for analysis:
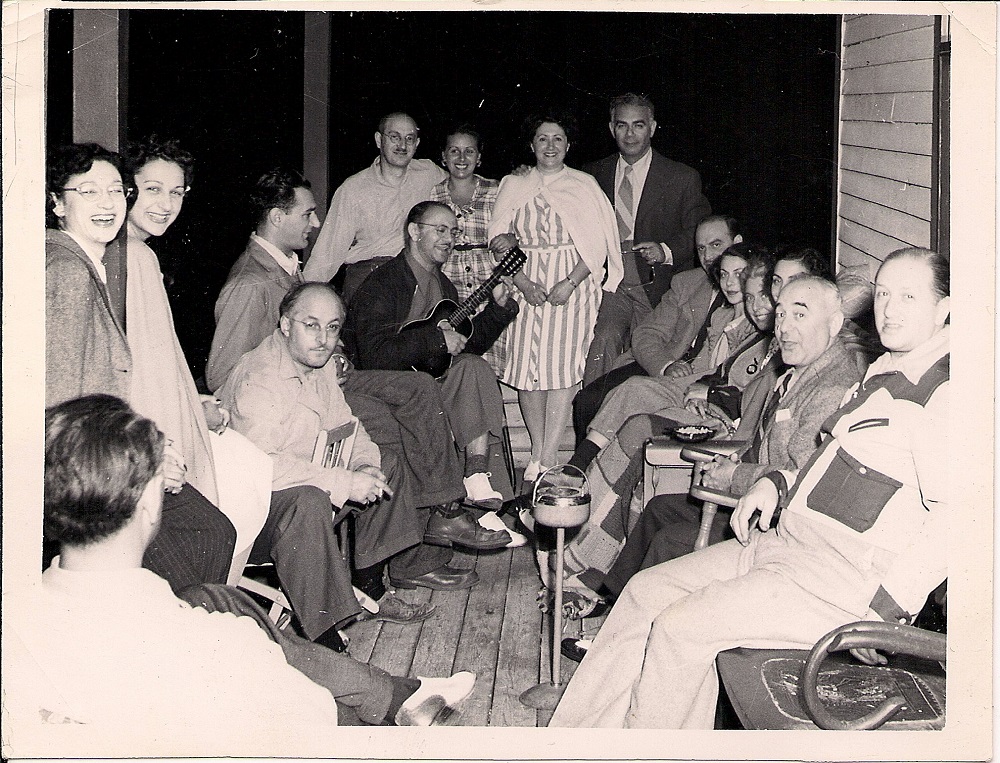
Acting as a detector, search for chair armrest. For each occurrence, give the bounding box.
[801,621,947,730]
[689,484,740,509]
[680,440,747,463]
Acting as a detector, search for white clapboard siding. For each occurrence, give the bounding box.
[836,14,938,272]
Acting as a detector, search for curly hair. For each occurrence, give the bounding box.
[124,134,195,188]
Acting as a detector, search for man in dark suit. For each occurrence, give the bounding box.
[583,93,712,385]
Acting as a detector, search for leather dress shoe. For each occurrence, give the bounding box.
[390,564,479,591]
[560,637,592,663]
[424,508,510,551]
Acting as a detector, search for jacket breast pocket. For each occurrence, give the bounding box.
[806,448,902,532]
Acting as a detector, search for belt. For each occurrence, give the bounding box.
[453,243,488,251]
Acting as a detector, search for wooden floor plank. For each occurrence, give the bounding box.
[451,546,514,726]
[366,585,433,679]
[491,543,543,727]
[407,550,475,681]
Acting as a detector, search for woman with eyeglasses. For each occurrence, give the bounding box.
[430,126,506,377]
[46,143,133,406]
[45,142,237,591]
[488,113,623,483]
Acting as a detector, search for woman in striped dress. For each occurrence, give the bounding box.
[489,114,622,479]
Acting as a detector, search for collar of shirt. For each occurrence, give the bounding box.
[252,233,300,276]
[615,148,653,208]
[867,325,950,385]
[65,230,108,283]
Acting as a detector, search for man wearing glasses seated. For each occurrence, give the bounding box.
[346,201,523,543]
[305,112,447,304]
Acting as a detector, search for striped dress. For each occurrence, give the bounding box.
[502,193,600,391]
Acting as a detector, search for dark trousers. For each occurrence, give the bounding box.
[178,583,399,725]
[344,369,464,510]
[142,483,236,593]
[601,492,731,598]
[250,485,361,639]
[572,361,647,445]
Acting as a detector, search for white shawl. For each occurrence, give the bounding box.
[489,167,623,293]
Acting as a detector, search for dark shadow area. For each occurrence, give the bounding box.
[46,9,838,379]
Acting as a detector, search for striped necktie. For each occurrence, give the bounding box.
[746,373,792,462]
[616,164,635,247]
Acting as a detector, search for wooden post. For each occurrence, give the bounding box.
[72,9,128,150]
[303,12,331,217]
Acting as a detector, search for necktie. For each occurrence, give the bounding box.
[681,291,726,364]
[616,165,635,247]
[746,373,792,462]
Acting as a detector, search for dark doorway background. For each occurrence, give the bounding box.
[46,9,839,381]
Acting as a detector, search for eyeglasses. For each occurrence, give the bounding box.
[383,131,419,147]
[61,183,133,200]
[289,318,341,338]
[415,222,462,239]
[138,183,189,200]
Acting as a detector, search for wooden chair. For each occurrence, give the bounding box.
[718,620,946,730]
[237,418,372,629]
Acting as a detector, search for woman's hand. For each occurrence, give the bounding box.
[162,440,188,494]
[684,382,710,405]
[492,276,515,308]
[489,233,518,257]
[519,280,548,306]
[662,359,693,379]
[547,278,575,306]
[200,395,230,434]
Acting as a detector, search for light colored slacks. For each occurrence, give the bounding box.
[549,532,860,728]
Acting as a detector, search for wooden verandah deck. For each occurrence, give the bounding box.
[342,541,600,727]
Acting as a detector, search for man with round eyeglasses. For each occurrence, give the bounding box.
[305,112,447,303]
[346,201,525,551]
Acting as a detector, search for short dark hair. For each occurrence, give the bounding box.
[609,93,655,121]
[709,240,764,286]
[378,111,418,134]
[881,247,950,300]
[696,214,741,242]
[44,394,164,547]
[250,168,311,230]
[774,245,833,281]
[125,134,195,189]
[444,125,482,151]
[523,111,577,145]
[278,281,344,320]
[46,143,124,229]
[404,200,452,246]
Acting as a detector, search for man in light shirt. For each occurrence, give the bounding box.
[9,393,475,730]
[304,112,447,303]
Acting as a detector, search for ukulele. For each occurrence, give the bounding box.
[401,246,527,378]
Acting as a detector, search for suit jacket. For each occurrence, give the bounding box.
[629,267,717,376]
[345,251,517,372]
[45,230,132,406]
[584,149,711,307]
[729,338,864,495]
[206,239,303,392]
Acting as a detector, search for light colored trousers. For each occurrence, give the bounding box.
[548,531,862,728]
